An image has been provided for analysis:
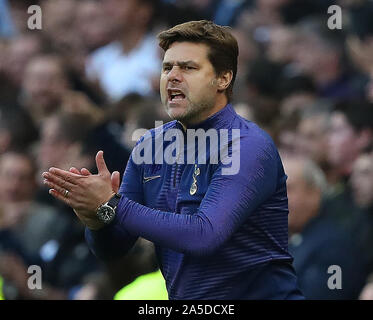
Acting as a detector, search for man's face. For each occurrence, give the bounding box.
[327,112,360,169]
[0,154,35,203]
[103,0,138,31]
[350,154,373,208]
[5,36,42,86]
[160,42,219,125]
[77,1,111,51]
[296,116,329,164]
[23,57,68,114]
[284,158,321,234]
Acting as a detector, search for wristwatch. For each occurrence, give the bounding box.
[96,193,121,224]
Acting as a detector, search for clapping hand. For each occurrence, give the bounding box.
[42,151,120,230]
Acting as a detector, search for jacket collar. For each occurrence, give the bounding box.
[177,103,236,131]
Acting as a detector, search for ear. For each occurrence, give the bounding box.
[217,70,233,92]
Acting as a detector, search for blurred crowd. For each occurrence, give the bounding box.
[0,0,373,300]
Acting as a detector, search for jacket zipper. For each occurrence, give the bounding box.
[173,163,178,188]
[173,121,185,188]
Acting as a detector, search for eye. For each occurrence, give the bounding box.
[162,65,172,72]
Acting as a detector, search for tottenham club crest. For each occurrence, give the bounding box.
[190,164,200,195]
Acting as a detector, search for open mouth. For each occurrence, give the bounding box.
[168,89,186,102]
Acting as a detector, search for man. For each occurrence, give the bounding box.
[295,106,337,185]
[43,20,303,299]
[85,0,161,101]
[350,148,373,211]
[284,155,367,299]
[0,151,98,299]
[293,18,365,100]
[327,100,373,191]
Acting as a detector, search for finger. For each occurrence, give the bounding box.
[49,189,73,207]
[42,172,75,191]
[81,168,92,176]
[69,167,80,175]
[48,167,81,185]
[111,171,120,193]
[44,180,71,198]
[96,150,109,176]
[70,167,91,176]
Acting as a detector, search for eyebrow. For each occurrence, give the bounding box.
[162,61,199,68]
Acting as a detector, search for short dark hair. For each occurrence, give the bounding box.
[334,100,373,132]
[157,20,238,102]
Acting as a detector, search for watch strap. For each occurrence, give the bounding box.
[107,193,121,208]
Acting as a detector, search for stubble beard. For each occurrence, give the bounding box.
[163,79,217,125]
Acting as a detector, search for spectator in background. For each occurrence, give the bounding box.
[274,75,318,154]
[327,100,373,193]
[267,25,296,65]
[0,151,99,299]
[75,0,113,53]
[42,0,80,54]
[345,1,373,103]
[230,28,259,103]
[20,54,70,126]
[284,155,367,299]
[295,105,337,185]
[0,108,38,155]
[350,148,373,212]
[35,111,130,208]
[245,58,284,135]
[0,33,44,108]
[4,33,44,89]
[278,75,317,116]
[292,18,366,100]
[349,148,373,272]
[85,0,162,101]
[20,54,106,127]
[349,148,373,300]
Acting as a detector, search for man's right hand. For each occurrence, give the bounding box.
[69,166,120,230]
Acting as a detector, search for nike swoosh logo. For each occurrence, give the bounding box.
[143,175,161,183]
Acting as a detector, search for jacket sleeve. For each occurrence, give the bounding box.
[113,134,280,257]
[85,152,143,261]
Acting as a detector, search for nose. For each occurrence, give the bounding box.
[167,66,182,83]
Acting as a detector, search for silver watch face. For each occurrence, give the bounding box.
[97,204,116,224]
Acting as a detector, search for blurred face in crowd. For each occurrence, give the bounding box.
[22,56,69,116]
[293,34,339,81]
[103,0,151,32]
[284,158,321,234]
[76,1,112,51]
[327,112,364,174]
[43,0,77,48]
[296,115,329,165]
[0,153,36,203]
[160,42,221,125]
[350,153,373,208]
[267,26,295,64]
[5,35,43,86]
